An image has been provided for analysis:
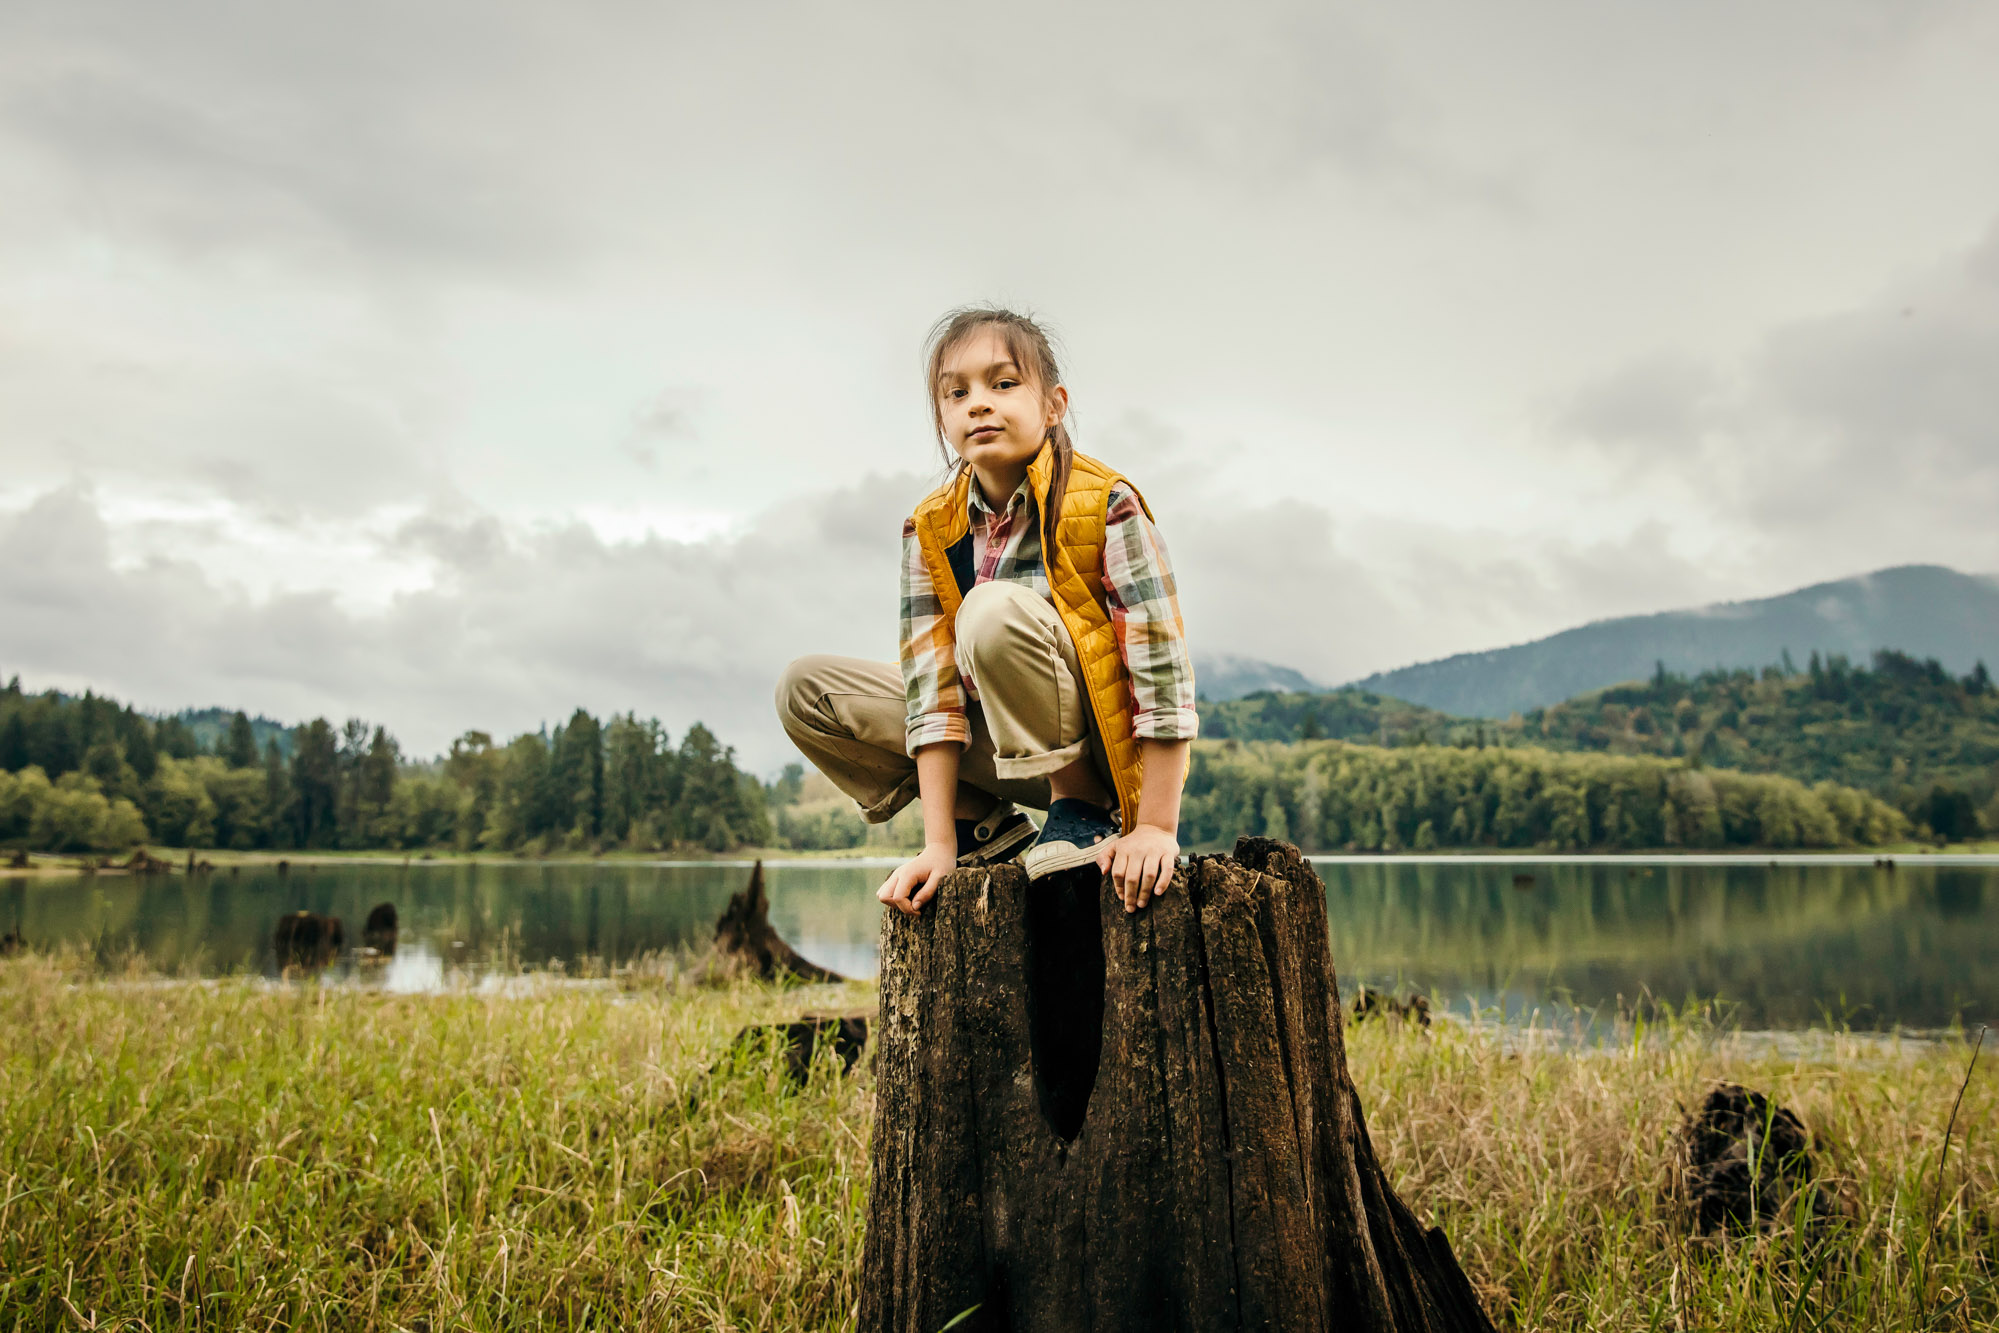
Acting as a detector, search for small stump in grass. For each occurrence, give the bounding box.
[861,836,1496,1333]
[1678,1082,1838,1235]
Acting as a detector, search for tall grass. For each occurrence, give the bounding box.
[1356,1004,1997,1331]
[1,955,1992,1330]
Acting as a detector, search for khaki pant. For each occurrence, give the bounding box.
[776,581,1106,822]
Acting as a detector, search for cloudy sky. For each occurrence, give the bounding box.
[4,0,1997,769]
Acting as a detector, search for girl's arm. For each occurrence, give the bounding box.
[1098,738,1190,911]
[878,516,968,915]
[1097,483,1200,912]
[876,742,961,915]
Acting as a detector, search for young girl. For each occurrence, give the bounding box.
[775,307,1197,917]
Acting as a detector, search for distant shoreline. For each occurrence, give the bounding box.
[7,840,1998,878]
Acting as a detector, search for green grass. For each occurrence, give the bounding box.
[1,956,1993,1330]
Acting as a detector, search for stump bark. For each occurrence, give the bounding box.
[861,836,1495,1333]
[714,860,848,983]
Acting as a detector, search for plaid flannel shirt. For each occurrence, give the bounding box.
[900,472,1199,753]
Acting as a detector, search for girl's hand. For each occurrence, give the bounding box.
[1098,823,1178,913]
[877,841,958,916]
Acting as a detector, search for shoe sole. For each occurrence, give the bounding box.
[1022,833,1118,881]
[960,818,1039,867]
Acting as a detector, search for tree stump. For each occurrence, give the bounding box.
[861,837,1495,1333]
[713,860,848,983]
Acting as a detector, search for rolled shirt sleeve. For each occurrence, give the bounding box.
[899,518,971,752]
[1101,485,1200,741]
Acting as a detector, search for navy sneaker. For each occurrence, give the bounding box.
[1021,798,1120,880]
[956,803,1037,866]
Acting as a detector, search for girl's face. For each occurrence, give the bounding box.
[935,327,1068,487]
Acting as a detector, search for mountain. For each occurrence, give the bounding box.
[1344,565,1999,719]
[1193,654,1321,702]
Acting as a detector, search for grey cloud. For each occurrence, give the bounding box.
[0,4,580,277]
[0,477,917,771]
[4,0,1998,744]
[1088,10,1526,210]
[1555,219,1999,577]
[1555,354,1727,453]
[1753,224,1999,515]
[619,392,701,470]
[0,338,440,519]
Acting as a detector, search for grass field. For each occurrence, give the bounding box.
[1,953,1993,1331]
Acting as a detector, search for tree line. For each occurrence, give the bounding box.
[1197,650,1998,842]
[0,679,769,854]
[1181,740,1910,853]
[0,668,1957,856]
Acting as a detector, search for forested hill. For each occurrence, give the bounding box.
[1343,564,1999,718]
[1197,650,1999,840]
[1513,652,1998,837]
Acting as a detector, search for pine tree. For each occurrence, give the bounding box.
[224,711,259,768]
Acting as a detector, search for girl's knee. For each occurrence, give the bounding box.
[775,654,836,725]
[955,581,1047,656]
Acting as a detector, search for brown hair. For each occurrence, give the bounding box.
[922,305,1073,560]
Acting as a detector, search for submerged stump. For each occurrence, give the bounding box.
[714,860,848,984]
[861,836,1494,1333]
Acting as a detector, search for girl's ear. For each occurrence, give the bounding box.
[1044,383,1070,431]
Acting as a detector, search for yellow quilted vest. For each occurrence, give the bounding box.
[910,442,1170,833]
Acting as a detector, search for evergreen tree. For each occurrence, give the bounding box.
[550,708,605,843]
[263,738,293,844]
[223,711,259,768]
[0,708,29,772]
[155,716,200,760]
[290,720,340,847]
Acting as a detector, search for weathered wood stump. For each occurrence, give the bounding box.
[1677,1082,1835,1235]
[730,1013,872,1084]
[273,910,345,971]
[362,902,399,955]
[714,860,848,983]
[862,836,1495,1333]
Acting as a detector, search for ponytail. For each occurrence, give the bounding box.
[1041,422,1074,564]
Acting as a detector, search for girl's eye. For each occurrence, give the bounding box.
[996,379,1017,390]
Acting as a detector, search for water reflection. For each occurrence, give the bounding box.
[6,858,1996,1030]
[1319,859,1997,1030]
[378,942,446,993]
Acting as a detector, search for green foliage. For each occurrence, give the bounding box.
[1197,651,1999,842]
[1511,651,1999,840]
[1181,740,1909,852]
[0,767,148,852]
[0,676,773,854]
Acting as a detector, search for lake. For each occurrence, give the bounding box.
[7,856,1996,1032]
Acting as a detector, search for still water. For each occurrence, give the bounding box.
[7,857,1996,1031]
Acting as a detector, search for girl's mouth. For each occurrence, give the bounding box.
[969,426,1002,440]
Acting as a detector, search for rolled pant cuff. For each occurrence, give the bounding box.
[991,737,1090,781]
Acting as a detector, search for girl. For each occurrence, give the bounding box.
[776,307,1197,917]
